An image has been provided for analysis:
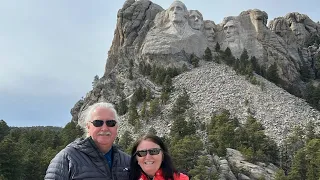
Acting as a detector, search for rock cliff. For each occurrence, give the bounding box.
[71,0,320,179]
[77,0,320,141]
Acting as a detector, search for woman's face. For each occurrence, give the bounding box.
[136,140,163,177]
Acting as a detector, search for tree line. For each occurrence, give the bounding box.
[0,119,83,180]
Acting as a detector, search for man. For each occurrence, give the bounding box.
[188,10,204,31]
[203,20,216,42]
[45,102,130,180]
[163,0,193,36]
[168,1,188,25]
[223,19,238,42]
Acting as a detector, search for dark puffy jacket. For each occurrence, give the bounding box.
[45,137,130,180]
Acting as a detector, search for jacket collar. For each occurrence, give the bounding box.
[139,169,163,180]
[68,137,119,157]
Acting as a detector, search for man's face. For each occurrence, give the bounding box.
[204,21,215,42]
[87,107,118,148]
[290,22,307,42]
[189,11,203,30]
[168,2,186,23]
[224,20,238,42]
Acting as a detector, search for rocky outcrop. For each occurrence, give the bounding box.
[202,149,279,180]
[105,0,163,75]
[226,148,279,180]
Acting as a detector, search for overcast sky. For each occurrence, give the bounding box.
[1,0,319,127]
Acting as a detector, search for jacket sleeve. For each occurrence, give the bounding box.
[44,150,71,180]
[175,173,189,180]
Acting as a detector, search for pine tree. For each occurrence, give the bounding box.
[160,91,170,104]
[128,101,139,126]
[162,75,173,93]
[204,47,212,61]
[92,75,99,88]
[250,56,261,74]
[0,120,10,142]
[155,67,166,84]
[300,60,310,82]
[240,48,249,62]
[190,54,199,67]
[117,93,128,115]
[133,85,145,103]
[128,58,135,80]
[224,47,232,57]
[149,98,160,117]
[128,67,133,80]
[274,169,288,180]
[118,131,133,153]
[145,63,152,76]
[182,64,188,72]
[139,61,145,75]
[215,42,220,52]
[170,135,203,172]
[129,59,134,67]
[189,156,218,180]
[288,149,307,180]
[140,100,148,119]
[238,49,250,75]
[305,139,320,180]
[207,111,237,156]
[224,47,235,66]
[134,119,142,133]
[170,115,189,139]
[145,87,152,101]
[60,121,82,146]
[0,137,22,180]
[266,62,279,84]
[171,89,191,117]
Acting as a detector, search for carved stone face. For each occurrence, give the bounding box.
[188,10,203,30]
[290,22,307,42]
[168,1,187,24]
[223,20,238,42]
[250,9,268,25]
[269,18,291,37]
[204,21,215,42]
[252,9,264,20]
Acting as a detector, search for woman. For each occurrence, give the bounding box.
[129,134,189,180]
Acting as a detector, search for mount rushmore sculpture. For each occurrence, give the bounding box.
[69,0,320,148]
[106,0,320,95]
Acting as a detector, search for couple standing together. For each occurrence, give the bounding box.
[45,102,189,180]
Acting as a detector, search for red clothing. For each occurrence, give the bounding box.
[138,169,189,180]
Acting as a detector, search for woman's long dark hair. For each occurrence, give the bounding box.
[129,134,178,180]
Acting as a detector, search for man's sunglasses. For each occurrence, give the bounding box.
[135,148,162,157]
[90,120,117,127]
